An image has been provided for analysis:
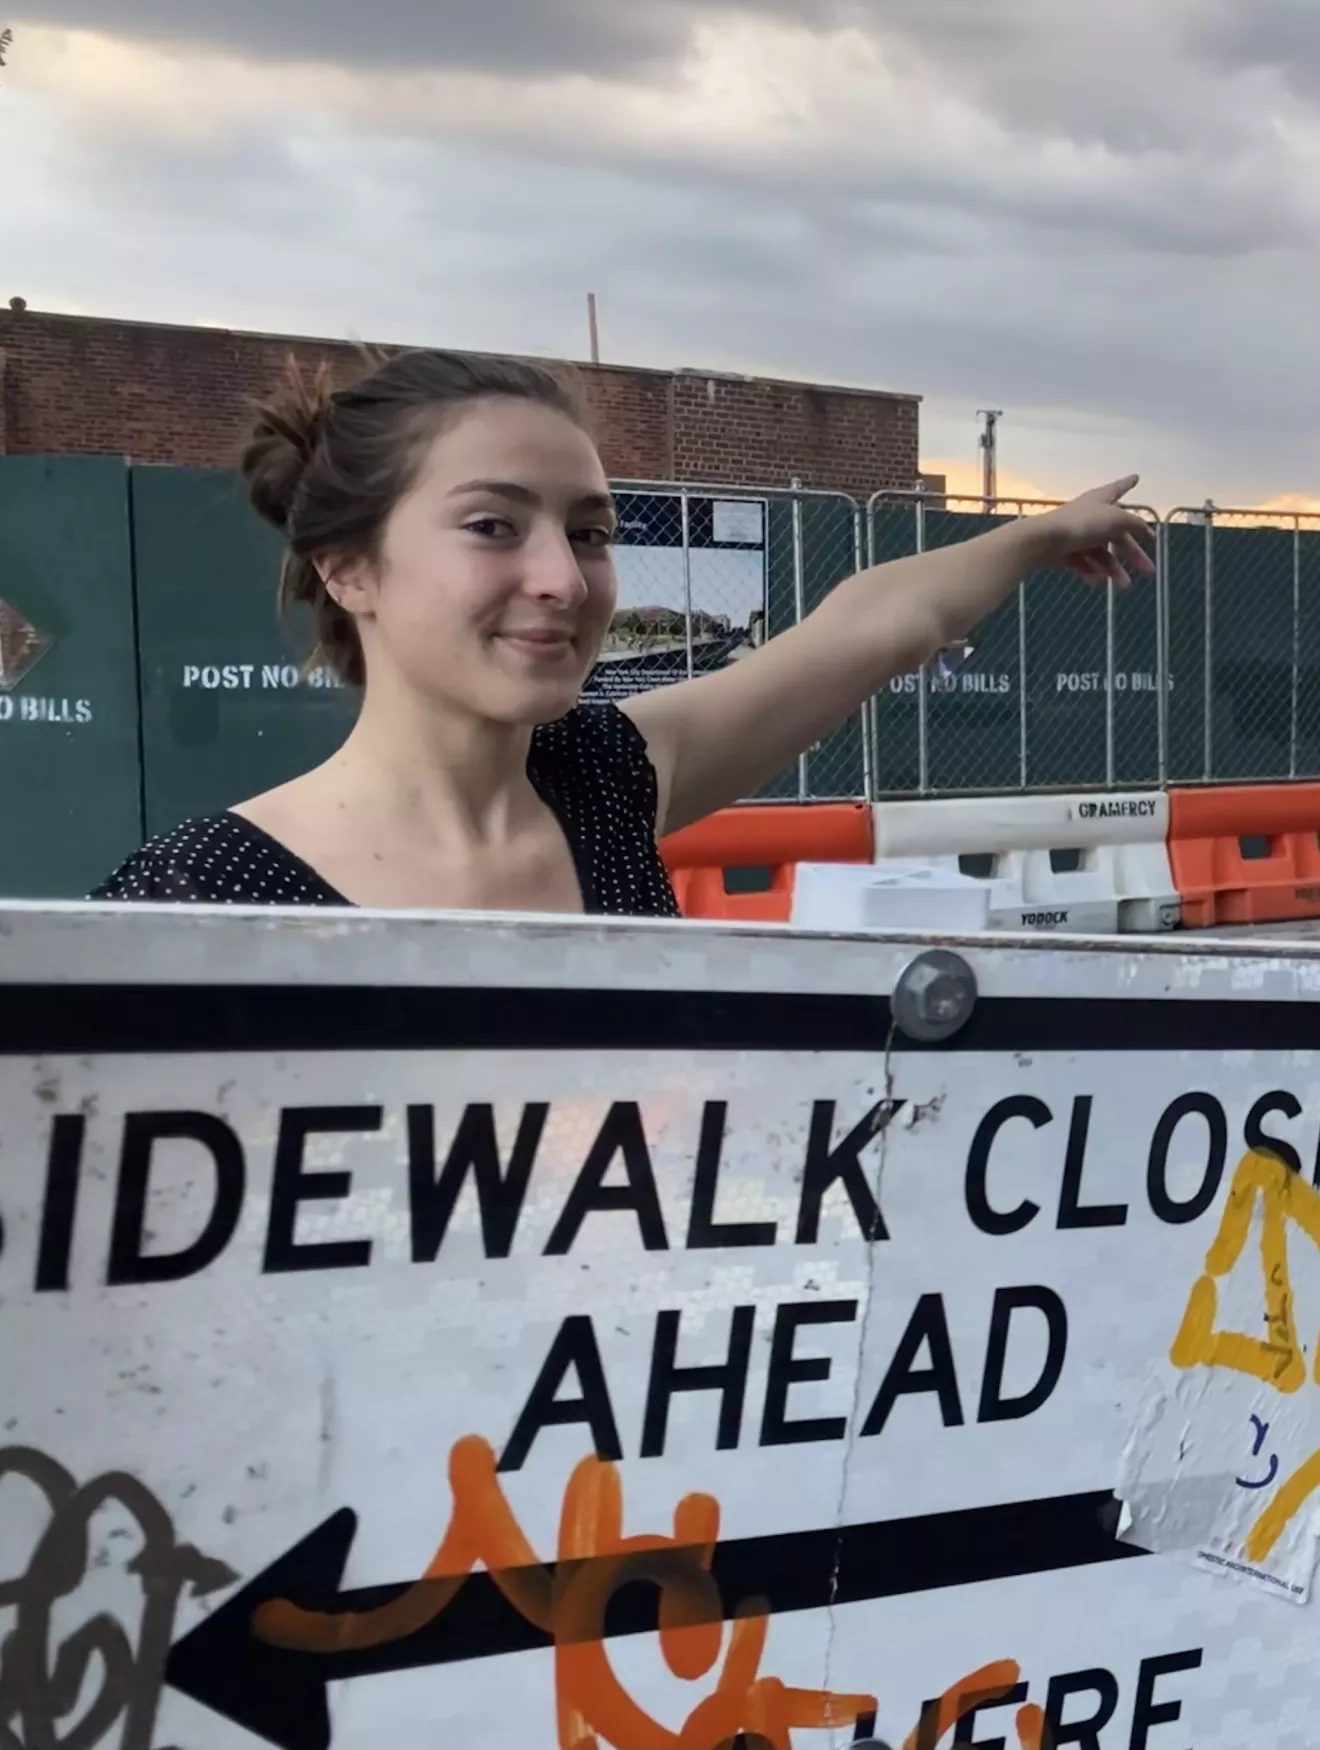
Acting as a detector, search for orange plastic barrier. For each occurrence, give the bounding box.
[1169,784,1320,927]
[661,803,873,923]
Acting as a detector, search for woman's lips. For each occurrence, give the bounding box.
[497,629,575,659]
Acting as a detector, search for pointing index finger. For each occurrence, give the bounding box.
[1097,474,1140,503]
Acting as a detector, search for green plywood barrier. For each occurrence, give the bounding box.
[0,456,142,897]
[131,467,358,838]
[1021,528,1163,791]
[761,496,866,800]
[1164,521,1320,783]
[868,508,1164,795]
[10,456,1320,902]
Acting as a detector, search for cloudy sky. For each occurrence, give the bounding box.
[5,1,1320,508]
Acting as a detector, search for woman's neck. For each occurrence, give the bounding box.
[323,686,541,846]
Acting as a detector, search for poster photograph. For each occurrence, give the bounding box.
[583,492,769,704]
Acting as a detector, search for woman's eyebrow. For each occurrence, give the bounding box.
[447,479,539,504]
[448,481,615,519]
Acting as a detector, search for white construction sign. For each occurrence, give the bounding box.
[5,904,1320,1748]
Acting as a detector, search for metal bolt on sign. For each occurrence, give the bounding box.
[891,950,977,1044]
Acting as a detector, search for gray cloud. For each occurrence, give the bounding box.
[16,0,871,75]
[836,0,1314,160]
[7,0,1320,506]
[16,0,682,74]
[1202,0,1320,92]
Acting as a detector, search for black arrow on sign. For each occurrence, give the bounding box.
[165,1490,1144,1750]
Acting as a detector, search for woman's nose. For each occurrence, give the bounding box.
[523,530,589,605]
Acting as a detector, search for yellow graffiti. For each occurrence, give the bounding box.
[1170,1148,1320,1560]
[1170,1149,1312,1392]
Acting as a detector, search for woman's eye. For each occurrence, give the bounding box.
[572,526,615,550]
[465,517,517,539]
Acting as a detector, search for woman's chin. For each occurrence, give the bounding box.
[488,671,592,727]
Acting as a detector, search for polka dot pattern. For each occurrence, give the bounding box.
[90,703,682,919]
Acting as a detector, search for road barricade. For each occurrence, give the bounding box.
[661,802,872,922]
[1169,782,1320,927]
[848,791,1181,934]
[6,903,1320,1746]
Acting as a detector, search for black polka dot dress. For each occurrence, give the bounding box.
[92,703,682,919]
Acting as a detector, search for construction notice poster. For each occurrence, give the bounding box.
[6,905,1320,1747]
[581,490,769,703]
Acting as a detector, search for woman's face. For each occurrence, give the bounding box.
[342,396,618,725]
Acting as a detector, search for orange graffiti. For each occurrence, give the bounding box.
[1170,1147,1320,1560]
[252,1433,1048,1749]
[254,1434,874,1749]
[903,1663,1050,1750]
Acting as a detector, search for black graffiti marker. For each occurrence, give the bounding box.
[166,1491,1143,1750]
[0,1446,237,1750]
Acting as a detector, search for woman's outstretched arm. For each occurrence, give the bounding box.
[623,475,1154,835]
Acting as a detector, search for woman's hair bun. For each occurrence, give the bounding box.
[244,343,589,688]
[241,357,336,533]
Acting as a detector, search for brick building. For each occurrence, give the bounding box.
[0,303,922,497]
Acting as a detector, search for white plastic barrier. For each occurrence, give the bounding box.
[794,860,995,933]
[791,858,1123,935]
[866,791,1180,933]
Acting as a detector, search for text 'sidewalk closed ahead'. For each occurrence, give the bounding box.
[5,906,1320,1747]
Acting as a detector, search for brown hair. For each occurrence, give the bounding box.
[241,347,587,686]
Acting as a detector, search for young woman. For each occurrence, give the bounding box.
[94,349,1154,915]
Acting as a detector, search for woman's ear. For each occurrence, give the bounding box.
[318,555,374,617]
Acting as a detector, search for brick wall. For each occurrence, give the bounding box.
[0,306,921,495]
[669,371,919,499]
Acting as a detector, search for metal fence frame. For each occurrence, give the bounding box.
[866,488,1165,800]
[610,478,869,799]
[610,478,1320,802]
[1165,504,1320,786]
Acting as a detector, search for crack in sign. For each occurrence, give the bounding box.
[0,1446,237,1750]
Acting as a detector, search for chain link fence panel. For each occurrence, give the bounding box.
[606,480,867,800]
[866,491,1164,797]
[604,480,1320,800]
[1165,506,1320,784]
[1022,496,1165,792]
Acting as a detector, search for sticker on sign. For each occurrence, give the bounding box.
[1118,1148,1320,1604]
[5,907,1320,1747]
